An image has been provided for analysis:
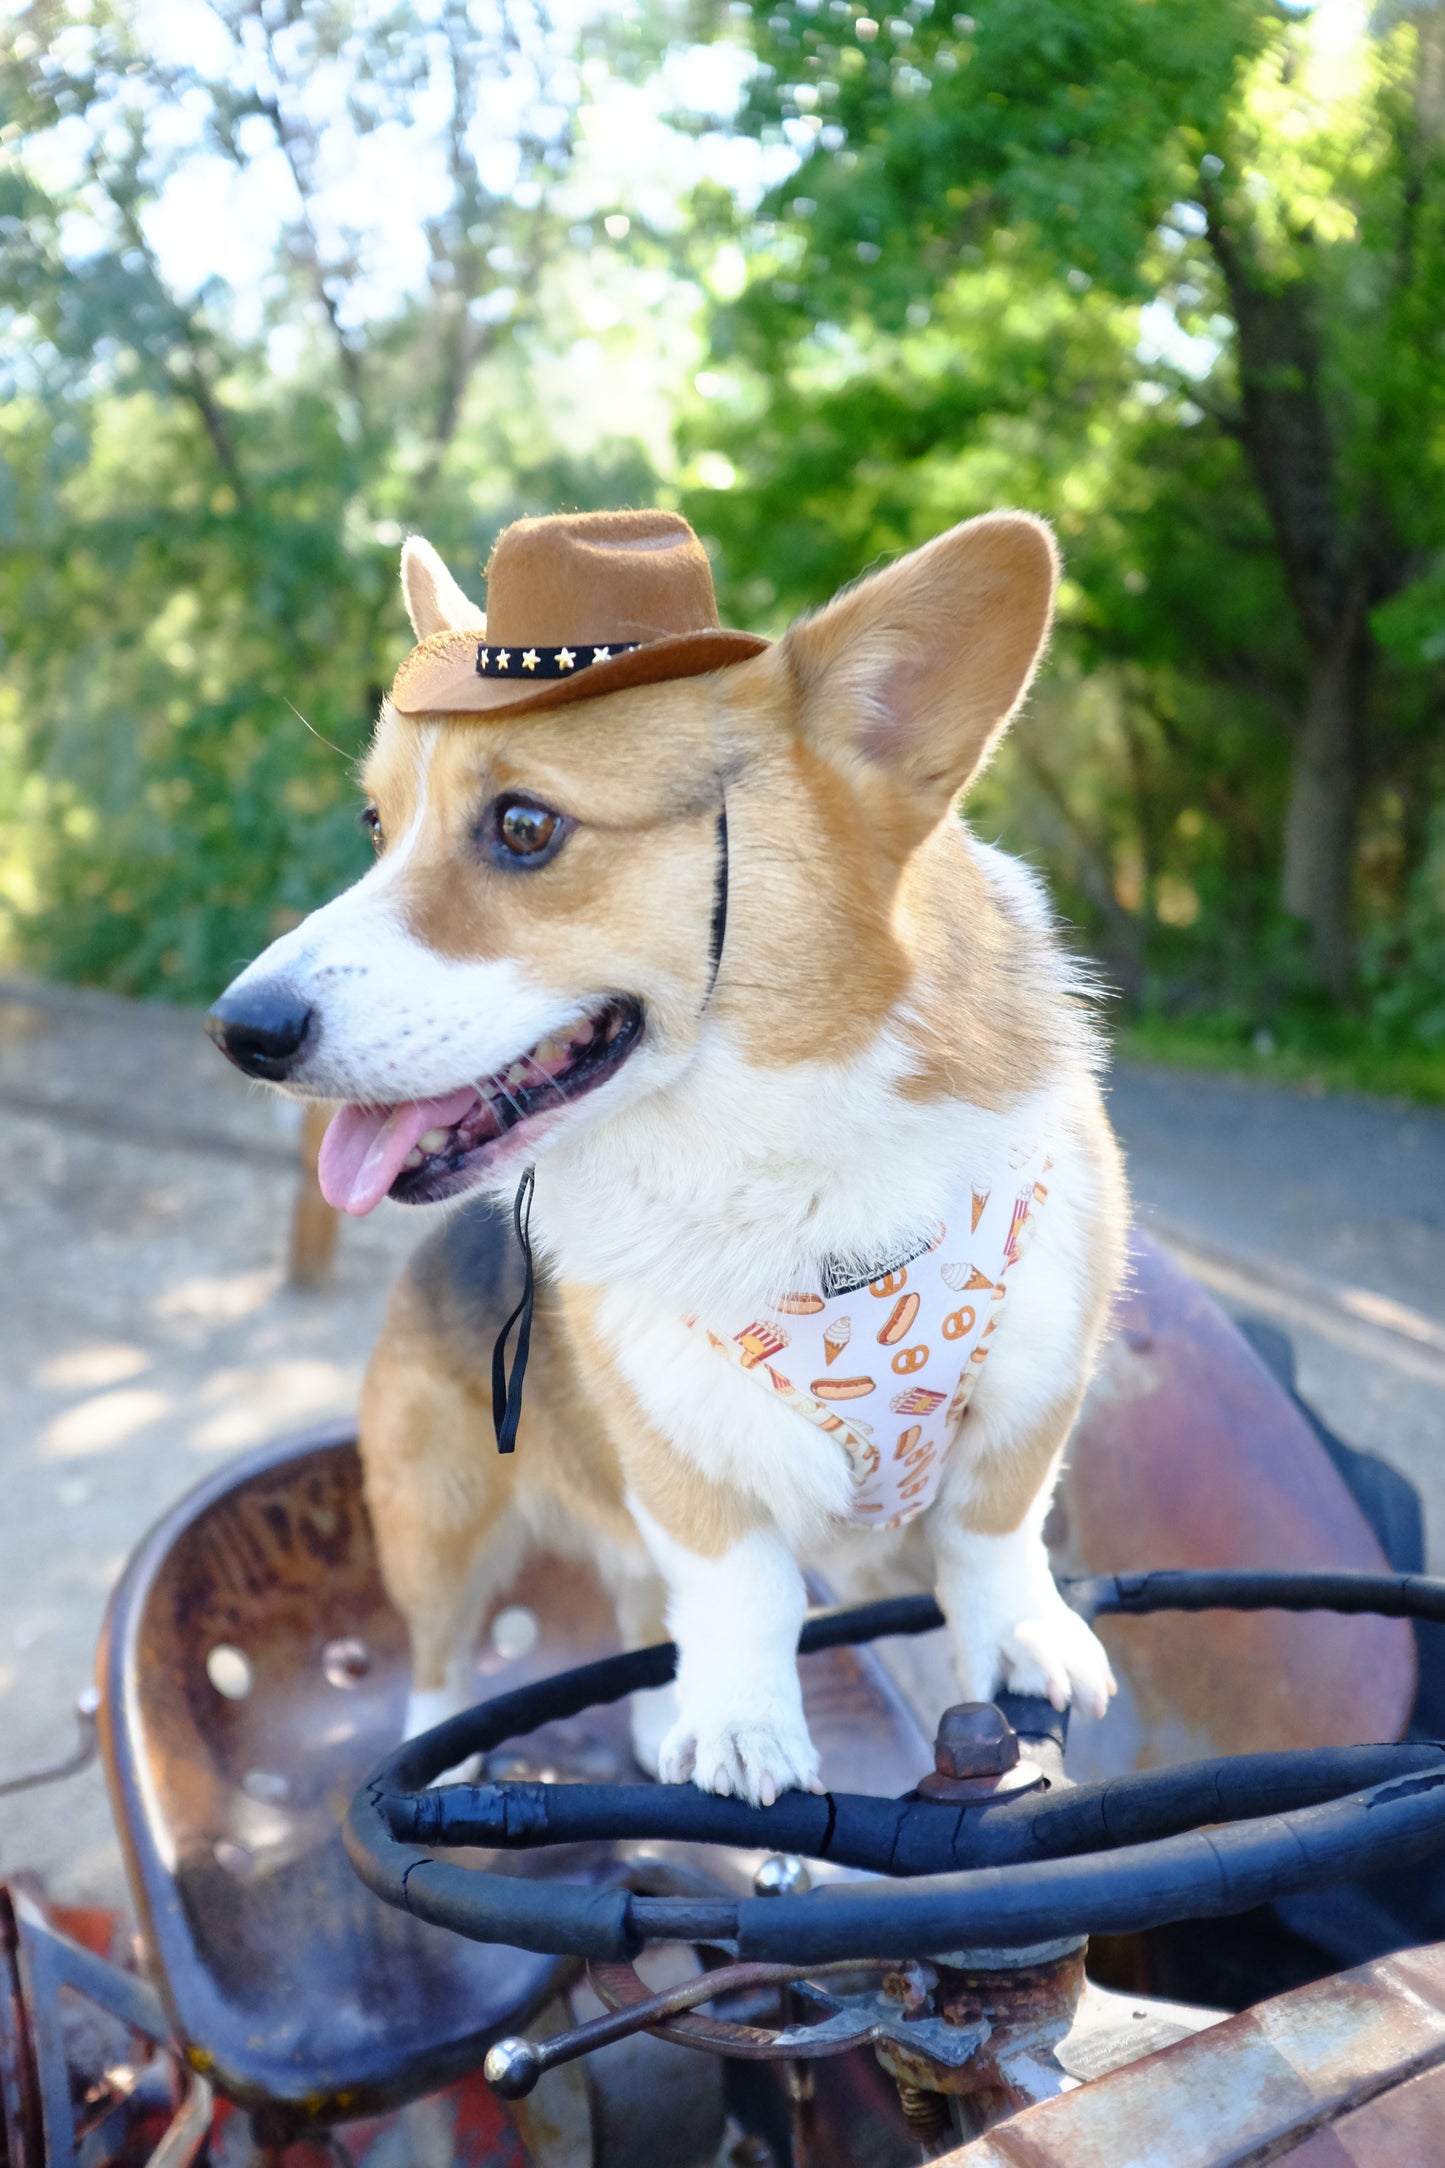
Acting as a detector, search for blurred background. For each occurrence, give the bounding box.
[2,0,1444,1903]
[4,0,1445,1084]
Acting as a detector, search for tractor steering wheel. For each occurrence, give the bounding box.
[345,1571,1445,2094]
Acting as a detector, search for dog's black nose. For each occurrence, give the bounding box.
[205,982,314,1081]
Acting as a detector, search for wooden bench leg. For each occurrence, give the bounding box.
[288,1104,340,1289]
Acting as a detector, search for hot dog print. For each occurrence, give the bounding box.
[684,1140,1051,1528]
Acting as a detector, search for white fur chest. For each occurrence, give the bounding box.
[534,1027,1100,1543]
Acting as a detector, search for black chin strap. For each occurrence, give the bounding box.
[492,800,729,1454]
[705,800,729,998]
[491,1163,536,1453]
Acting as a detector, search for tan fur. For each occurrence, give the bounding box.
[894,832,1068,1108]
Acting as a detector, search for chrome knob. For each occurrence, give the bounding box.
[484,2034,544,2097]
[753,1852,811,1898]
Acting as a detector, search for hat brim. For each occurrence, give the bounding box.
[391,626,771,719]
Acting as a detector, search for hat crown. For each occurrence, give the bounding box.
[484,509,722,649]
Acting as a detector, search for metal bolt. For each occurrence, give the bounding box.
[753,1853,811,1898]
[895,2081,951,2136]
[880,1959,936,2018]
[932,1702,1019,1781]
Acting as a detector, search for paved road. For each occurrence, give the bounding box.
[1108,1064,1445,1567]
[0,977,1441,1906]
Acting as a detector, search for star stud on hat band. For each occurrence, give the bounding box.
[475,641,642,682]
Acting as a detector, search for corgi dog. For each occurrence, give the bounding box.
[206,508,1126,1804]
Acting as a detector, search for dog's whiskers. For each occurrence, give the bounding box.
[487,1078,529,1123]
[521,1050,571,1104]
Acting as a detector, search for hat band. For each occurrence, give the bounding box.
[475,639,644,681]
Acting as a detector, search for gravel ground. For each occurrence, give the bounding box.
[1,977,1441,1908]
[1108,1063,1445,1567]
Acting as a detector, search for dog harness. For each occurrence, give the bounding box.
[684,1141,1052,1529]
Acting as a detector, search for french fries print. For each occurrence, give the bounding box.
[736,1319,789,1369]
[685,1140,1051,1528]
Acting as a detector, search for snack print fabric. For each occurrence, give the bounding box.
[687,1141,1052,1529]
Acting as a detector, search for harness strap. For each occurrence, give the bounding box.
[491,801,729,1454]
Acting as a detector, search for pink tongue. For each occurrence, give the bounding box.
[318,1087,481,1216]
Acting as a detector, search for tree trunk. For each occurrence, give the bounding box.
[1279,612,1370,997]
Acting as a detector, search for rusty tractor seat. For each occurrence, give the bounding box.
[95,1421,616,2133]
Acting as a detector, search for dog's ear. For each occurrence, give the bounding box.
[783,513,1057,811]
[401,536,486,640]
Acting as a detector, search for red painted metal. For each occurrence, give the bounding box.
[1056,1234,1416,1784]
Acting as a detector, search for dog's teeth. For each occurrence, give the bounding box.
[418,1128,449,1153]
[505,1062,529,1088]
[572,1019,595,1047]
[533,1036,562,1066]
[403,1149,424,1170]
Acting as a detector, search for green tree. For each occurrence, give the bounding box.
[690,0,1445,999]
[0,0,658,999]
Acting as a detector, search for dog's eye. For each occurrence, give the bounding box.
[360,805,383,852]
[490,795,568,867]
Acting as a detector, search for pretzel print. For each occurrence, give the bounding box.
[688,1139,1051,1526]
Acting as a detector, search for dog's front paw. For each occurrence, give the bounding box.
[629,1680,679,1778]
[955,1586,1117,1720]
[997,1600,1116,1718]
[403,1685,482,1786]
[657,1710,824,1807]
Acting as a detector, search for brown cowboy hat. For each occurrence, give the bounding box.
[390,508,770,719]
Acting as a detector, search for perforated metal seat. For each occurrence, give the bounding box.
[96,1422,580,2129]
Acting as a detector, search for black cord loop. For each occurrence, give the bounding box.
[491,1165,536,1454]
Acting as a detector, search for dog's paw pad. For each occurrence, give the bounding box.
[999,1607,1116,1720]
[657,1715,821,1806]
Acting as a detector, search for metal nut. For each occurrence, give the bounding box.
[932,1702,1020,1780]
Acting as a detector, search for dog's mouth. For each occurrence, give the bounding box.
[317,997,644,1216]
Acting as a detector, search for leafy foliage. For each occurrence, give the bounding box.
[683,0,1445,1056]
[0,0,660,1000]
[1,0,1443,1099]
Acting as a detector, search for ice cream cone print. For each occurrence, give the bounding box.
[941,1262,996,1294]
[823,1315,851,1366]
[971,1188,989,1233]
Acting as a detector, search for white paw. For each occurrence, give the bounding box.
[656,1711,824,1807]
[629,1681,679,1778]
[403,1684,481,1786]
[956,1590,1117,1720]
